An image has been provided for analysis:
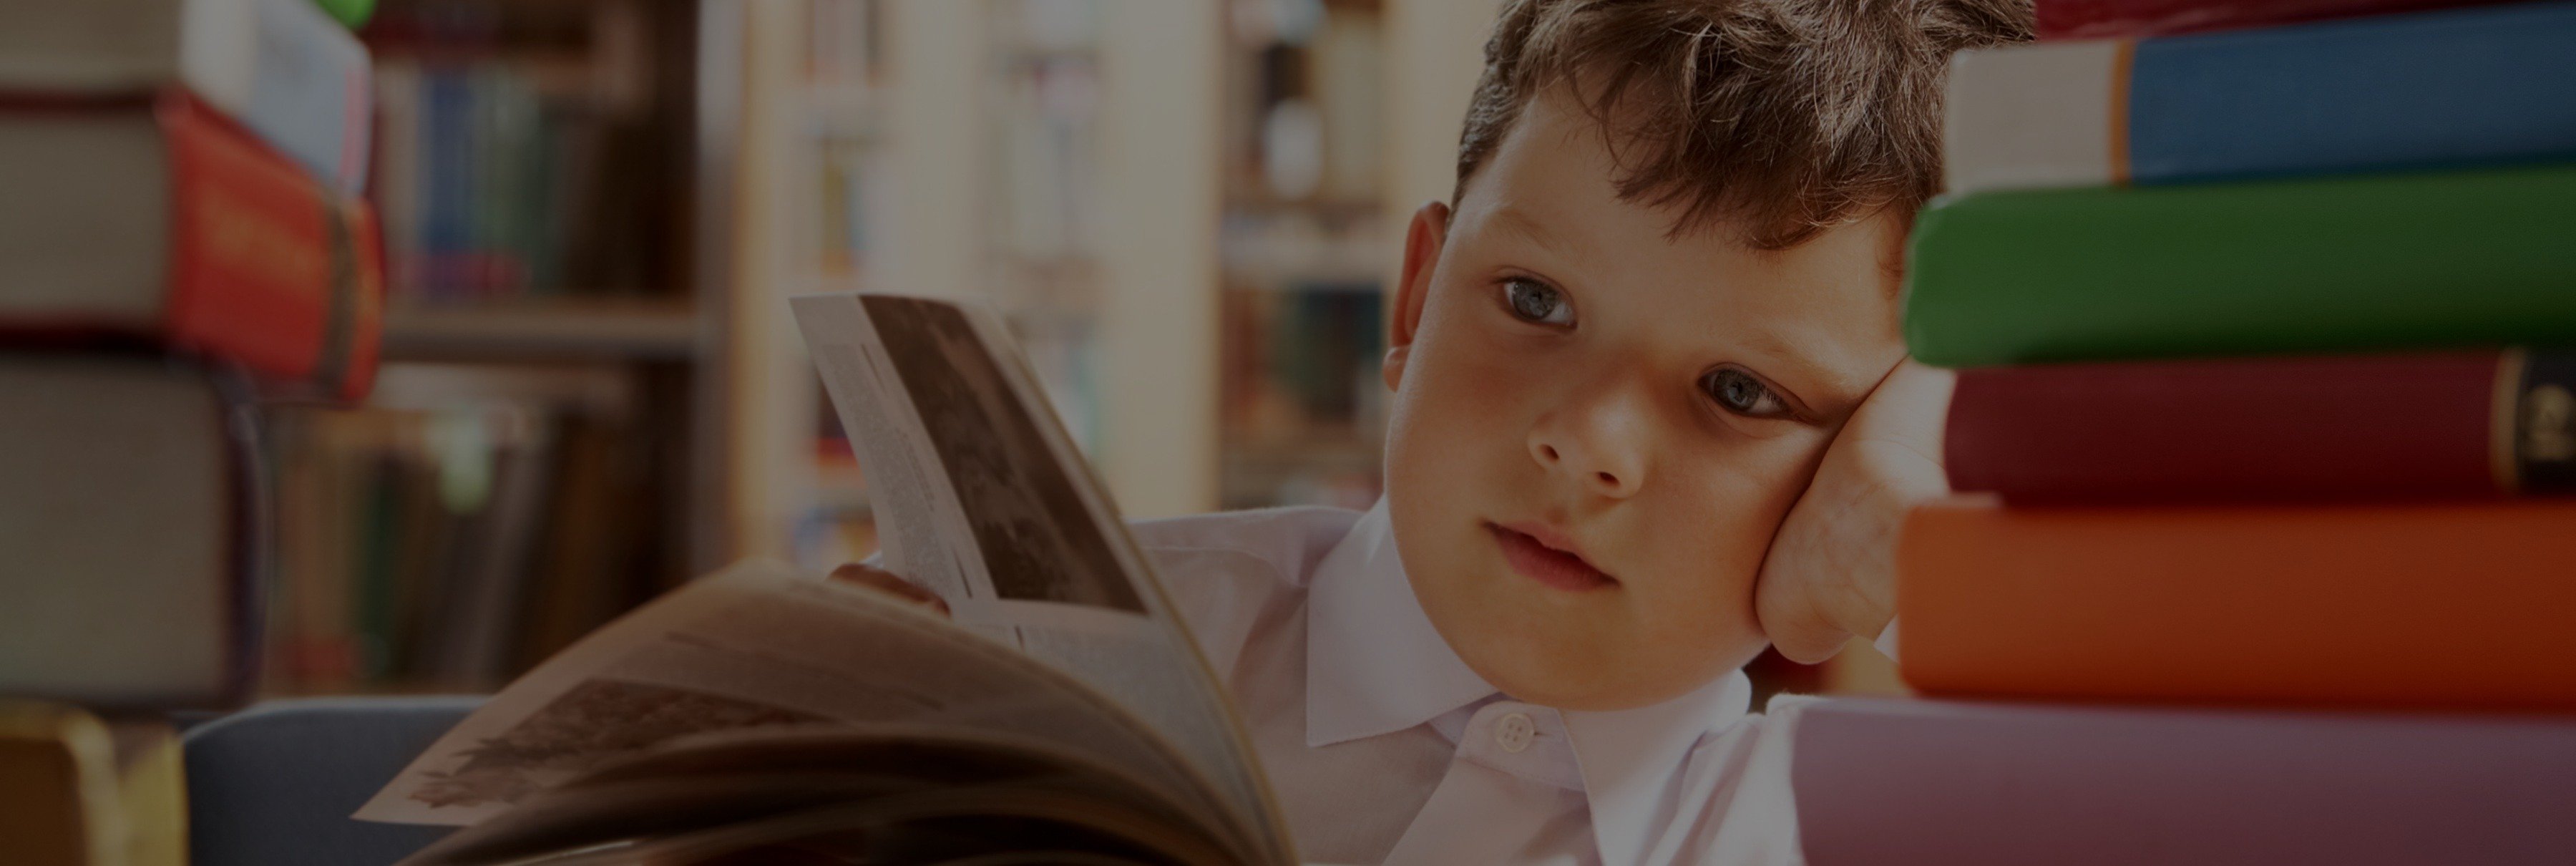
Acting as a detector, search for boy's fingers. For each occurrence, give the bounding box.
[829,564,952,617]
[1759,575,1850,665]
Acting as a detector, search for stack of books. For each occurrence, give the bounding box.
[0,0,384,862]
[1795,0,2576,862]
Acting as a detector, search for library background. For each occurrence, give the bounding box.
[192,0,1897,700]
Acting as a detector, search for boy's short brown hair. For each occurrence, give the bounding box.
[1458,0,2032,249]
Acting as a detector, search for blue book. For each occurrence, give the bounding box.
[424,69,473,299]
[1943,1,2576,193]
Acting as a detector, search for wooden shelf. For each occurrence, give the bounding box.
[381,301,703,361]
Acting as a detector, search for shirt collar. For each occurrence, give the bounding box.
[1304,499,1497,746]
[1302,497,1760,866]
[1565,670,1753,866]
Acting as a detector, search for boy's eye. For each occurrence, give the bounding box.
[1701,367,1792,419]
[1501,278,1574,326]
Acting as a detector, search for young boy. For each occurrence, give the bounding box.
[848,0,2029,861]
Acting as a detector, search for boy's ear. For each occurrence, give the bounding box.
[1385,200,1450,391]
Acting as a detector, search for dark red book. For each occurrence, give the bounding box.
[0,91,384,402]
[2036,0,2502,39]
[1946,349,2574,502]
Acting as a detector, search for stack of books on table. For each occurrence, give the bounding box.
[0,0,384,862]
[1795,0,2576,862]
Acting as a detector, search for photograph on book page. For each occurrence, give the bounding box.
[791,292,1295,859]
[863,294,1145,613]
[353,560,1232,840]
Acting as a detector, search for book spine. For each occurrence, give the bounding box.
[1946,349,2576,502]
[180,0,374,194]
[1795,699,2576,866]
[1895,498,2576,711]
[211,364,267,710]
[422,68,469,299]
[2035,0,2499,39]
[1902,162,2576,367]
[160,92,383,402]
[312,0,376,29]
[1948,2,2576,195]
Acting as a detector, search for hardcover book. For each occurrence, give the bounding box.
[0,356,262,711]
[1946,349,2576,502]
[2036,0,2498,38]
[0,703,187,866]
[1897,498,2576,711]
[1795,699,2576,866]
[0,92,384,402]
[1903,162,2576,368]
[0,0,374,192]
[1948,1,2576,194]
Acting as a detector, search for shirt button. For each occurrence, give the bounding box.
[1496,711,1536,754]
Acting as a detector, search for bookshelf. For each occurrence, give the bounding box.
[380,300,701,359]
[1217,0,1393,511]
[262,0,728,696]
[726,0,1226,570]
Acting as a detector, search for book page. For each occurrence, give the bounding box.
[394,725,1239,866]
[791,293,1292,860]
[353,560,1241,855]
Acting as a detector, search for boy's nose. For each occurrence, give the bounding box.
[1528,404,1647,500]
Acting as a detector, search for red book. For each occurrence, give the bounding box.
[0,92,384,402]
[2036,0,2502,38]
[1946,349,2573,503]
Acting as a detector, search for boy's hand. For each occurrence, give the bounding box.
[1753,359,1953,664]
[829,563,952,618]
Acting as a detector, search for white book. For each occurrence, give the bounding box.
[359,293,1299,866]
[0,0,374,193]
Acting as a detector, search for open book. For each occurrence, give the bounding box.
[357,293,1297,866]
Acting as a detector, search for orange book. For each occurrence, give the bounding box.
[1897,498,2576,711]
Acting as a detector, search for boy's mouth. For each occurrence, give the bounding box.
[1486,521,1618,592]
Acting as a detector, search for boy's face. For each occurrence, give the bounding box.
[1382,89,1908,711]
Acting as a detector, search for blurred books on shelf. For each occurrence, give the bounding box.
[215,0,720,701]
[1218,0,1392,511]
[364,0,671,303]
[1219,278,1383,510]
[265,362,663,694]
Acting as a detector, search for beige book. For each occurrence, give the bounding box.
[0,701,186,866]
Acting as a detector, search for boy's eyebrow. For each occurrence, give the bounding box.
[1489,205,1581,262]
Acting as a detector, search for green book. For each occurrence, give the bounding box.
[1903,162,2576,368]
[311,0,375,29]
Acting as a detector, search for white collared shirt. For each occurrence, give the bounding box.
[1131,500,1820,866]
